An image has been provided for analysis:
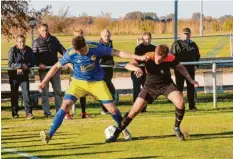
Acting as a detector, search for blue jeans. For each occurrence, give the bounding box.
[39,70,62,116]
[10,80,32,117]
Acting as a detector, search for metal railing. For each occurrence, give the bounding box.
[1,59,233,109]
[137,33,233,57]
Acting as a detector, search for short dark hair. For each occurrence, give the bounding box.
[72,36,86,50]
[16,34,25,41]
[155,44,169,57]
[142,32,152,38]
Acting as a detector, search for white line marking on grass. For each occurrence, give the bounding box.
[1,147,41,159]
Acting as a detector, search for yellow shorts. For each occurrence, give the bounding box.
[64,78,113,103]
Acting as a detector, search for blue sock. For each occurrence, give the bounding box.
[111,109,122,127]
[48,109,66,137]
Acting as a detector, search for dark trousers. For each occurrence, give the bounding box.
[80,97,86,113]
[39,70,62,115]
[131,72,147,111]
[101,68,116,112]
[175,67,196,110]
[10,80,32,117]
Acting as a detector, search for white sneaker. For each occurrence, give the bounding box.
[101,111,107,115]
[40,130,51,145]
[122,128,132,141]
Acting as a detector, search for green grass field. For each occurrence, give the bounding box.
[1,96,233,159]
[1,34,231,66]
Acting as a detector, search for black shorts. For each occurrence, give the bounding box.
[138,83,179,103]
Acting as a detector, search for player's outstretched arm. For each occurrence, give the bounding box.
[125,60,144,78]
[111,49,149,61]
[174,64,199,87]
[38,62,62,89]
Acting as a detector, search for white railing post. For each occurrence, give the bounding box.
[212,62,217,109]
[72,103,76,116]
[230,34,233,57]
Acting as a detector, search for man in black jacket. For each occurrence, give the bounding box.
[170,28,200,110]
[32,24,66,117]
[8,35,34,119]
[99,29,116,114]
[131,32,156,112]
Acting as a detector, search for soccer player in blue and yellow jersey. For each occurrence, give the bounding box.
[39,36,149,144]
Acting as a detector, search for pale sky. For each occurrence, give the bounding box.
[30,0,233,19]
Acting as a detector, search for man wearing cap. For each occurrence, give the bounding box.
[170,28,200,111]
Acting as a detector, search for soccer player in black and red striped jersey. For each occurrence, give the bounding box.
[106,44,199,143]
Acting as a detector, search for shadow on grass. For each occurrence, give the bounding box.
[1,131,77,140]
[1,145,91,155]
[1,135,78,145]
[131,134,175,141]
[189,131,233,140]
[1,131,71,138]
[117,156,160,159]
[128,131,233,142]
[2,150,124,159]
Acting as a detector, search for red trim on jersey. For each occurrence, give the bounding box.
[145,52,175,62]
[163,54,175,62]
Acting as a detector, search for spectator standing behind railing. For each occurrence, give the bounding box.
[131,32,156,112]
[32,23,66,118]
[170,28,200,111]
[8,35,34,119]
[99,29,117,115]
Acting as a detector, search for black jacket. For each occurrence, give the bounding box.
[135,43,156,70]
[135,43,156,56]
[99,39,114,65]
[32,34,66,66]
[170,39,200,63]
[8,45,34,82]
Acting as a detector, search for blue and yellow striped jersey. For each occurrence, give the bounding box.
[59,41,112,81]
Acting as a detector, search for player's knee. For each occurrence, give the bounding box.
[108,106,118,114]
[176,98,185,109]
[61,100,73,112]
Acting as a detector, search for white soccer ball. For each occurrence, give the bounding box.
[104,125,117,139]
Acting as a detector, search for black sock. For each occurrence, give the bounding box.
[113,112,132,138]
[120,112,133,130]
[80,97,86,113]
[174,107,185,128]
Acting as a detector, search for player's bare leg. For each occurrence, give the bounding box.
[128,97,148,118]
